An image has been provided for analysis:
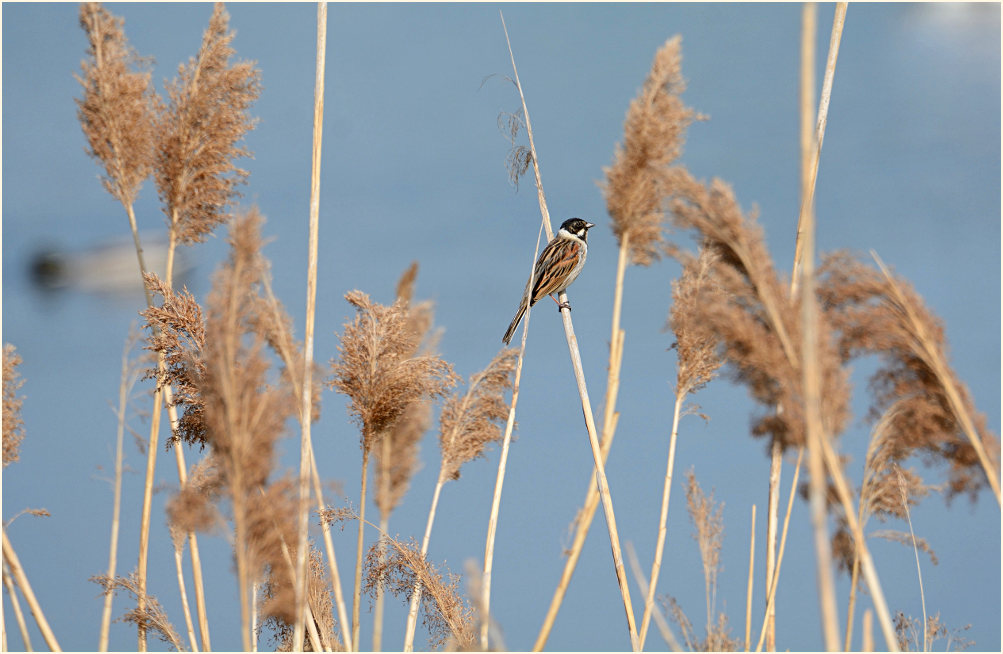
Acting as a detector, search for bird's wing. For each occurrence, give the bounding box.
[531,238,582,302]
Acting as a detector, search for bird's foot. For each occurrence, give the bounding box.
[548,294,571,311]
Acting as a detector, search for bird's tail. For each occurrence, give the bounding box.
[502,300,528,345]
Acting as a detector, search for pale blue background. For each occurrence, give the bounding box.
[2,3,1000,652]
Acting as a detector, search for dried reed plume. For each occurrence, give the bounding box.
[155,2,261,247]
[667,172,852,452]
[832,408,935,579]
[683,470,725,636]
[329,291,455,450]
[262,546,340,652]
[374,264,439,520]
[253,267,323,425]
[76,2,156,210]
[669,249,723,398]
[93,571,185,652]
[893,612,972,652]
[818,252,1001,502]
[195,210,297,649]
[660,471,739,652]
[364,536,476,651]
[3,344,25,467]
[167,458,223,539]
[834,403,932,649]
[603,35,696,266]
[328,288,455,649]
[438,349,518,483]
[142,276,207,447]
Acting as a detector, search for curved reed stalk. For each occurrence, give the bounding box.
[764,6,817,649]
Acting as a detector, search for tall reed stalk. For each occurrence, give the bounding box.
[795,4,846,650]
[294,3,329,651]
[764,4,817,650]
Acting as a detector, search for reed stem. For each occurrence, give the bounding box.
[624,541,683,651]
[755,448,803,653]
[295,2,328,650]
[172,541,199,652]
[745,505,756,652]
[638,391,683,649]
[2,531,61,652]
[98,338,135,651]
[403,478,445,651]
[2,559,31,651]
[352,447,370,650]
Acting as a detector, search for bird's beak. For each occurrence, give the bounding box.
[585,221,595,229]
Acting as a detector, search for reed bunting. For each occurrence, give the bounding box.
[502,217,595,345]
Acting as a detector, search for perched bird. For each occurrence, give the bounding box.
[502,217,595,345]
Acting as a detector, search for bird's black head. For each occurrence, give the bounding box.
[560,217,596,242]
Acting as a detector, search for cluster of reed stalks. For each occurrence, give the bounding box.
[1,3,997,652]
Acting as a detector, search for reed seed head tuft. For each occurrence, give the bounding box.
[155,2,262,245]
[438,348,519,483]
[329,291,456,453]
[818,252,1000,501]
[363,536,475,650]
[76,2,157,208]
[604,36,697,266]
